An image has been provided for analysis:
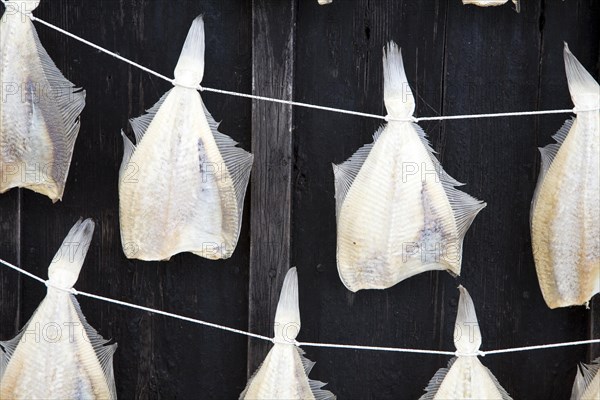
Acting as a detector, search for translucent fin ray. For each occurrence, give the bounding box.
[47,218,95,289]
[419,357,457,400]
[564,43,600,110]
[203,104,254,219]
[571,358,600,400]
[70,295,118,400]
[31,26,86,152]
[413,123,486,239]
[383,42,415,118]
[298,349,336,400]
[274,268,300,341]
[174,15,206,87]
[536,118,575,191]
[119,131,136,180]
[129,91,171,145]
[332,126,384,219]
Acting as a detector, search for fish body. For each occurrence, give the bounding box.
[333,43,485,292]
[571,358,600,400]
[462,0,520,12]
[0,219,117,399]
[419,286,512,400]
[531,44,600,308]
[240,268,336,400]
[119,16,253,261]
[0,0,85,202]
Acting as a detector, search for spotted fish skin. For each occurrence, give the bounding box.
[0,1,85,202]
[419,287,512,400]
[0,219,117,400]
[118,16,253,261]
[240,268,336,400]
[333,43,485,292]
[531,44,600,309]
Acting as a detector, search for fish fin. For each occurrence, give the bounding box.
[274,267,301,341]
[298,348,337,400]
[332,126,384,219]
[32,25,86,154]
[174,15,205,87]
[383,41,415,118]
[203,103,254,220]
[129,91,171,145]
[47,218,95,289]
[119,131,136,181]
[538,118,575,181]
[564,43,600,111]
[513,0,521,12]
[484,365,513,400]
[413,123,486,240]
[0,331,24,381]
[70,295,118,400]
[571,358,600,400]
[419,357,458,400]
[455,286,482,353]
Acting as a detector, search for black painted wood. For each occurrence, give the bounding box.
[0,1,598,399]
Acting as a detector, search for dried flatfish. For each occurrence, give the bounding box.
[333,42,485,292]
[0,219,117,399]
[462,0,520,12]
[0,0,86,202]
[531,44,600,308]
[240,268,336,400]
[571,358,600,400]
[419,286,512,400]
[119,16,253,261]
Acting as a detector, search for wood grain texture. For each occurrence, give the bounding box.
[0,190,20,339]
[247,0,297,377]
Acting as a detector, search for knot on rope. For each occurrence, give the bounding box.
[172,79,201,91]
[455,350,486,357]
[45,280,76,294]
[271,337,299,346]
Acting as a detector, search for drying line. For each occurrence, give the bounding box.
[13,11,587,122]
[1,257,599,357]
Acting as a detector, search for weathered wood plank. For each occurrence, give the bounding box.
[247,0,297,376]
[0,190,20,339]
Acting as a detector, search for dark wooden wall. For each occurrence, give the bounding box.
[1,1,599,399]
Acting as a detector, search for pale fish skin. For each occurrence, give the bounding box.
[419,286,512,400]
[530,44,600,309]
[333,42,485,292]
[0,219,117,400]
[571,358,600,400]
[119,16,253,261]
[0,0,85,202]
[240,268,336,400]
[462,0,520,12]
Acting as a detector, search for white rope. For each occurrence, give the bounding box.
[15,13,595,122]
[1,257,599,357]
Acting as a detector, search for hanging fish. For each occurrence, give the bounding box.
[530,44,600,309]
[462,0,520,12]
[240,268,336,400]
[0,0,86,202]
[419,286,512,400]
[0,218,117,399]
[571,358,600,400]
[333,42,485,292]
[119,16,253,261]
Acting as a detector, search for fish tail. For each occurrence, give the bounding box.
[564,43,600,111]
[383,41,415,119]
[454,286,482,354]
[174,15,205,88]
[47,218,95,289]
[274,268,301,342]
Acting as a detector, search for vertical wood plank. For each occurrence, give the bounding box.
[248,0,297,376]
